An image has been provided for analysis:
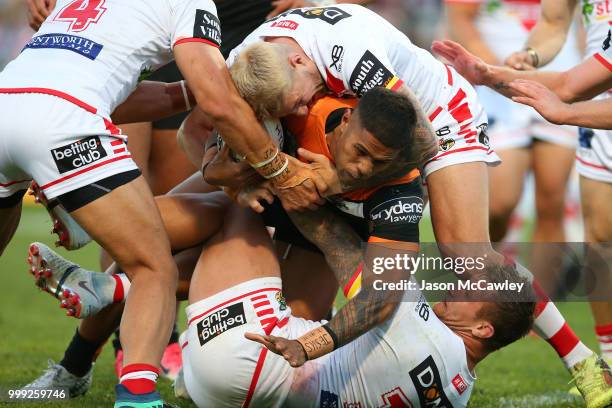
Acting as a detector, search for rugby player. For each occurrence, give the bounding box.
[432,32,612,407]
[504,5,612,368]
[220,4,609,405]
[0,0,331,406]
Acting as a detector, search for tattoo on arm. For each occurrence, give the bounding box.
[288,208,399,349]
[494,81,510,90]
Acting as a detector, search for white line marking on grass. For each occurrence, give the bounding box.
[494,391,582,408]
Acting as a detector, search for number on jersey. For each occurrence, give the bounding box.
[55,0,107,32]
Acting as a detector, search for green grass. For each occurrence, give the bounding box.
[0,206,598,407]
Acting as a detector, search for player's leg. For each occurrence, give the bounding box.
[276,241,338,321]
[581,176,612,366]
[532,141,574,242]
[0,199,24,256]
[488,147,530,242]
[148,128,197,196]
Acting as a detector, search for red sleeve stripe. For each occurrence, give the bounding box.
[173,37,220,48]
[594,53,612,72]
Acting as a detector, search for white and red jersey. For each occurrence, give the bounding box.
[0,0,221,118]
[581,0,612,57]
[289,292,475,408]
[228,4,451,117]
[595,29,612,69]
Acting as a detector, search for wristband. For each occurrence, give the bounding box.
[525,47,540,68]
[263,157,289,180]
[179,80,191,111]
[296,325,336,361]
[250,148,279,169]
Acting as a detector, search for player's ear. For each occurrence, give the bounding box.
[341,108,353,125]
[288,52,305,68]
[472,320,494,340]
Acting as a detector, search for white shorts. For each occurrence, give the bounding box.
[0,92,138,201]
[181,277,323,408]
[423,66,500,178]
[576,127,612,183]
[477,86,577,151]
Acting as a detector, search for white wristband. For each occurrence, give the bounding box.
[263,157,289,179]
[250,149,279,169]
[179,80,191,111]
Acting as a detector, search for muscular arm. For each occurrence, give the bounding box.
[524,0,576,66]
[561,97,612,129]
[111,80,194,125]
[432,40,612,102]
[288,207,404,350]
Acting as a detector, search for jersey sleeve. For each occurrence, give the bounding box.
[594,29,612,72]
[171,0,221,49]
[337,32,404,97]
[363,179,424,243]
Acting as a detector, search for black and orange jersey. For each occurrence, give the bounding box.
[282,96,424,245]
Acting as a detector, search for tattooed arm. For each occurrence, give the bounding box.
[246,205,414,366]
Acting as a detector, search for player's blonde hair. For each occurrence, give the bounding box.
[229,42,295,119]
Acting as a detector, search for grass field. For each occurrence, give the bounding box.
[0,206,597,407]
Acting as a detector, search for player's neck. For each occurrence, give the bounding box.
[265,36,302,53]
[453,329,488,372]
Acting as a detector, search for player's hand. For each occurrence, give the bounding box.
[245,332,307,368]
[272,154,326,212]
[27,0,56,31]
[204,146,261,188]
[297,148,343,196]
[266,0,314,19]
[236,184,275,213]
[509,79,571,125]
[431,40,491,86]
[504,51,537,71]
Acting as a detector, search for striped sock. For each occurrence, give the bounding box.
[112,273,131,303]
[119,364,159,394]
[595,323,612,364]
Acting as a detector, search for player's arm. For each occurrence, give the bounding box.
[111,80,195,125]
[432,39,612,102]
[445,1,501,64]
[505,0,576,70]
[247,205,409,366]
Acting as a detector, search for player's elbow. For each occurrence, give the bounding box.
[556,71,579,103]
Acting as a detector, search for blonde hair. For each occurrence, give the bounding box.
[229,42,295,119]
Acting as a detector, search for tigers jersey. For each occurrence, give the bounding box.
[0,0,221,118]
[227,4,451,116]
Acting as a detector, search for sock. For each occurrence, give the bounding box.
[595,323,612,363]
[512,261,593,368]
[112,273,131,303]
[120,364,160,394]
[60,329,104,377]
[168,323,179,345]
[532,281,593,368]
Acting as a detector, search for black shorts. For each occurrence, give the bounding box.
[261,199,370,253]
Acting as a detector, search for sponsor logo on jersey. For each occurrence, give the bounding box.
[320,390,339,408]
[409,356,453,407]
[330,45,345,71]
[349,51,395,96]
[604,29,611,51]
[275,291,287,311]
[193,9,222,46]
[579,127,595,149]
[196,303,246,346]
[435,126,451,137]
[438,138,455,152]
[51,136,108,174]
[268,6,351,25]
[370,196,423,225]
[415,295,430,321]
[452,374,468,395]
[271,19,299,30]
[477,123,490,146]
[378,387,413,407]
[23,33,103,60]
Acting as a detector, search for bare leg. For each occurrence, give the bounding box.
[0,201,22,256]
[488,148,530,242]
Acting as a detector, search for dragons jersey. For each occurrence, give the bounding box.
[0,0,221,118]
[581,0,612,57]
[227,4,453,117]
